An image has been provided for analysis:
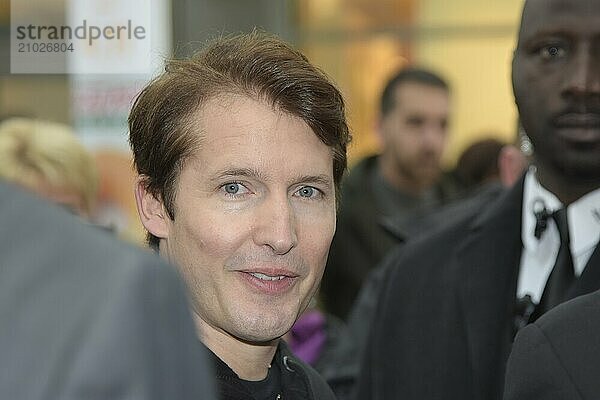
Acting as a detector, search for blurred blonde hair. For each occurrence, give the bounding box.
[0,118,98,214]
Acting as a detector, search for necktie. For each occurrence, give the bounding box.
[537,208,575,315]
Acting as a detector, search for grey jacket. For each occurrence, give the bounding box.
[0,183,215,400]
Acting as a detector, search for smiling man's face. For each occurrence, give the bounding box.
[157,94,336,343]
[512,0,600,181]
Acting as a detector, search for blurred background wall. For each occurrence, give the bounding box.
[296,0,522,164]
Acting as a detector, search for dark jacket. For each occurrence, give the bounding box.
[312,187,508,400]
[211,340,336,400]
[346,182,507,365]
[312,314,358,400]
[321,155,449,320]
[321,156,399,320]
[504,289,600,400]
[355,177,600,400]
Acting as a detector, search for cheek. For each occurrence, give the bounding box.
[517,94,544,133]
[298,208,336,263]
[515,67,548,110]
[390,133,413,156]
[175,211,249,262]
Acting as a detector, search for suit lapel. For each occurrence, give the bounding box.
[456,180,524,399]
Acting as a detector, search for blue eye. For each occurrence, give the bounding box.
[224,183,240,194]
[300,187,314,197]
[296,186,322,199]
[222,182,250,197]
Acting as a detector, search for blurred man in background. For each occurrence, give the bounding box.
[322,67,451,319]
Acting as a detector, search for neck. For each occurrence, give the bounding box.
[535,161,598,206]
[378,154,427,197]
[193,313,279,381]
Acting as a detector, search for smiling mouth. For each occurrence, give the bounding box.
[238,269,299,294]
[248,272,287,281]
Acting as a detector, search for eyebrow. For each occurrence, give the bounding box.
[294,174,334,190]
[522,28,577,42]
[211,167,269,183]
[518,32,567,50]
[211,168,333,189]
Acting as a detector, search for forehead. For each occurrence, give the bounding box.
[393,82,449,112]
[519,0,600,40]
[188,94,333,176]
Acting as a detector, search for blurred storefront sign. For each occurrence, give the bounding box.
[68,0,169,150]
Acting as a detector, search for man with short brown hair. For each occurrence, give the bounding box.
[130,32,350,399]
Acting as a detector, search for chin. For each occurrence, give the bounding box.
[549,152,600,183]
[560,164,600,183]
[232,309,298,343]
[235,324,292,344]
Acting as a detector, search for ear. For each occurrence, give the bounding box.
[498,145,528,188]
[134,175,170,240]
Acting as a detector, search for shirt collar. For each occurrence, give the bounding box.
[570,188,600,257]
[522,168,561,251]
[522,167,600,257]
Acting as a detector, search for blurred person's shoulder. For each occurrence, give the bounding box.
[0,181,161,274]
[0,180,187,327]
[0,182,215,400]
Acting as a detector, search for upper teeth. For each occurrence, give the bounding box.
[250,272,285,281]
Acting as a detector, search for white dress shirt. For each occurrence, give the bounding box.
[517,168,600,303]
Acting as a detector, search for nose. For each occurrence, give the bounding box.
[253,194,298,255]
[422,123,446,153]
[562,42,600,101]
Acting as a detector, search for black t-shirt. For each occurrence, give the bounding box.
[241,360,282,400]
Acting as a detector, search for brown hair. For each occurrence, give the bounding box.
[380,67,449,117]
[129,31,350,249]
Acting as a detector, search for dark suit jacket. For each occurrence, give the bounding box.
[355,178,600,400]
[332,183,507,397]
[504,289,600,400]
[0,183,215,400]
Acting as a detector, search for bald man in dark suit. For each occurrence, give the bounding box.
[0,182,215,400]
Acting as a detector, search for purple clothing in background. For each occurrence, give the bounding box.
[287,310,327,365]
